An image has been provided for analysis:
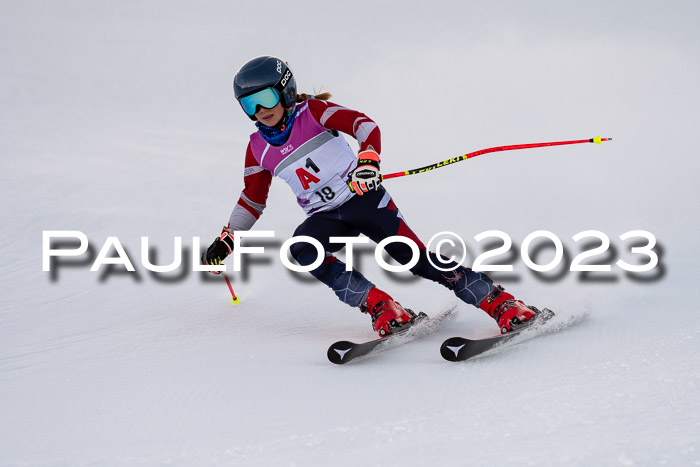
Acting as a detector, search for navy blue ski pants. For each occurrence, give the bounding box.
[289,187,495,308]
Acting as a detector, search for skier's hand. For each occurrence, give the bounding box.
[201,227,235,274]
[349,149,382,196]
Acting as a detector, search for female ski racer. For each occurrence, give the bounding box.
[202,55,543,337]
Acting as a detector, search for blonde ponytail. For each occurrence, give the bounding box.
[297,90,332,103]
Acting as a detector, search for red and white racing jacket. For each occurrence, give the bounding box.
[228,99,381,231]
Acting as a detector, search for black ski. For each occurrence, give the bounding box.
[327,312,428,364]
[440,308,555,362]
[325,305,468,365]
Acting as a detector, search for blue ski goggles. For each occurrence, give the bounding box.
[239,87,280,116]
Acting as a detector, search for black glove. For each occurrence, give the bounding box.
[201,228,235,273]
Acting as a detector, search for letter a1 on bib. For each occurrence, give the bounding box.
[296,168,321,190]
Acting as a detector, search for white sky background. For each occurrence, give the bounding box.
[3,0,698,252]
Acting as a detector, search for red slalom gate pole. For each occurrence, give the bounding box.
[223,272,241,305]
[382,136,612,181]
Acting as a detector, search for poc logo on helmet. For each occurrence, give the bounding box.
[281,69,292,87]
[276,60,282,73]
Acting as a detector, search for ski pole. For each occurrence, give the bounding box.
[382,135,612,180]
[223,271,241,305]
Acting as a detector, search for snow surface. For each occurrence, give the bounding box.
[2,1,700,465]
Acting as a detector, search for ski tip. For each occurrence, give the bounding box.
[440,337,469,362]
[327,341,355,365]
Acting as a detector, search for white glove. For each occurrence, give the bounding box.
[349,149,382,196]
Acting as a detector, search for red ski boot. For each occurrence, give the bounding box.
[480,286,538,334]
[361,287,417,337]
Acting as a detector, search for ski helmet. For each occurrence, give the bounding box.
[233,56,297,121]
